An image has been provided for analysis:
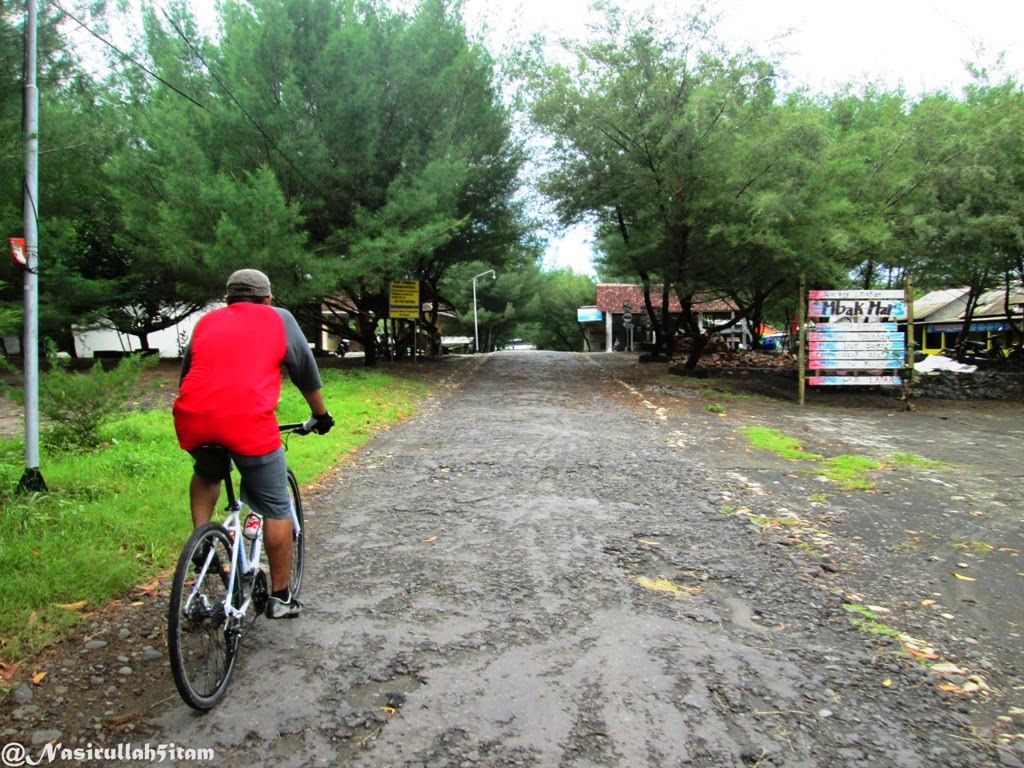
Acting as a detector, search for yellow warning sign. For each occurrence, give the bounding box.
[389,280,420,319]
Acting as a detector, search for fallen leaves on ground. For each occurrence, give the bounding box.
[633,575,700,596]
[0,662,20,681]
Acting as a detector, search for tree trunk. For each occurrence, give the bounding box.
[361,315,378,367]
[684,333,709,369]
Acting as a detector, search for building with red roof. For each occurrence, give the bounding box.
[579,284,747,352]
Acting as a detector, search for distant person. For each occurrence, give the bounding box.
[173,269,335,618]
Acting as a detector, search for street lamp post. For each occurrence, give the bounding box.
[472,269,496,353]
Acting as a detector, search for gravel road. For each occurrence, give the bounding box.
[4,351,1022,767]
[147,351,1020,766]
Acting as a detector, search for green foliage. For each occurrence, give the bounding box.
[0,3,124,352]
[438,260,596,352]
[0,368,426,662]
[950,537,994,553]
[521,4,1024,356]
[2,0,1024,363]
[36,355,154,451]
[103,0,532,363]
[521,5,792,359]
[522,268,598,351]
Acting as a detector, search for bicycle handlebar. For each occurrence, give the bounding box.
[279,422,312,435]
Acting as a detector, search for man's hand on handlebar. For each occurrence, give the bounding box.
[301,411,335,435]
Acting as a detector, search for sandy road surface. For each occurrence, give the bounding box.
[136,351,1018,767]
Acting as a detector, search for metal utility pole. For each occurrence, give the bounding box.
[20,0,45,492]
[472,270,496,353]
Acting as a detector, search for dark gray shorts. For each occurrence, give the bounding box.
[188,446,291,520]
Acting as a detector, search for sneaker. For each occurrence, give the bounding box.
[266,592,303,619]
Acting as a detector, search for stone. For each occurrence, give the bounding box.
[30,729,62,746]
[11,683,33,704]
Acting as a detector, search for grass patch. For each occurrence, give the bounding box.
[739,426,884,490]
[843,603,903,639]
[748,513,803,528]
[654,375,760,401]
[889,452,942,468]
[739,426,821,461]
[951,537,995,552]
[706,404,726,415]
[0,368,425,663]
[821,455,881,490]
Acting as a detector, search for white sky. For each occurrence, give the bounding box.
[458,0,1024,276]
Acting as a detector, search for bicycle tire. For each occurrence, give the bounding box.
[167,522,241,710]
[287,469,305,598]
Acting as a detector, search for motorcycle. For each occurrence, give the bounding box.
[940,339,1016,369]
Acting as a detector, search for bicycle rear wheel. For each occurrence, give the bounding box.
[167,522,241,710]
[287,469,305,598]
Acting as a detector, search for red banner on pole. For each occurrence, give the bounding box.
[9,238,26,266]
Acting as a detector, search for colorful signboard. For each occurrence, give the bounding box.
[389,280,420,319]
[806,290,908,388]
[807,359,903,369]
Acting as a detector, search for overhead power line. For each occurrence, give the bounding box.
[54,2,208,111]
[158,7,326,196]
[50,2,327,199]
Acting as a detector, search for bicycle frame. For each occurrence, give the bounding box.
[185,473,302,625]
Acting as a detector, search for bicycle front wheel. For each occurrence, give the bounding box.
[167,522,241,710]
[287,469,305,598]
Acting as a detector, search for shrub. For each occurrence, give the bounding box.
[38,355,154,450]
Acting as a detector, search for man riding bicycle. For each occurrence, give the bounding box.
[173,269,334,619]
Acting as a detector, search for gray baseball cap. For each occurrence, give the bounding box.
[226,268,272,298]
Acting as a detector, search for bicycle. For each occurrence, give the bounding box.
[167,422,309,710]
